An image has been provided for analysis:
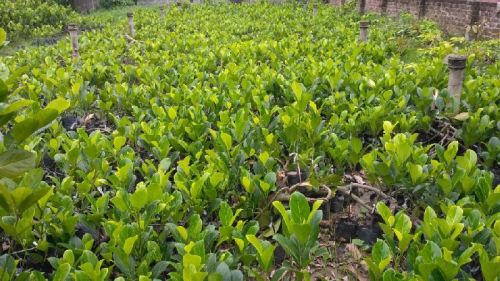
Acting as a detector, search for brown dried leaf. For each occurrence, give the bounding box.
[346,243,363,260]
[353,174,365,184]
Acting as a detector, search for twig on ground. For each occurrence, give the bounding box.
[338,183,389,199]
[124,34,137,43]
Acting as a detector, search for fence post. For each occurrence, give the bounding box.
[127,12,135,37]
[68,23,79,59]
[359,21,369,42]
[160,5,164,19]
[447,55,467,113]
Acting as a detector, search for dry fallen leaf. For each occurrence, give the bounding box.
[346,243,363,260]
[453,112,469,121]
[353,174,365,185]
[2,241,10,251]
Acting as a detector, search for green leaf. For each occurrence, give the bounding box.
[372,239,391,272]
[220,132,232,150]
[0,99,34,116]
[210,172,224,187]
[0,80,9,103]
[445,205,463,226]
[272,201,291,231]
[259,180,272,193]
[9,108,59,144]
[382,269,405,281]
[394,212,412,235]
[219,202,233,226]
[152,261,169,278]
[241,176,252,193]
[291,81,303,100]
[273,234,301,266]
[246,235,276,272]
[307,200,323,223]
[46,98,70,113]
[176,226,188,241]
[289,192,310,224]
[420,241,442,262]
[111,190,128,212]
[457,244,479,266]
[258,151,270,165]
[123,235,138,256]
[291,222,311,245]
[376,202,394,226]
[456,150,477,173]
[17,187,51,214]
[443,141,458,164]
[0,28,6,45]
[351,137,363,154]
[52,263,71,281]
[130,186,148,210]
[0,184,14,213]
[393,134,412,163]
[167,107,177,120]
[408,163,423,184]
[437,173,452,195]
[62,250,75,266]
[383,121,395,135]
[0,150,36,179]
[178,156,191,176]
[113,136,126,150]
[479,246,500,281]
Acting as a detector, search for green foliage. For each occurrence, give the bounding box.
[272,192,325,279]
[0,28,69,248]
[100,0,135,9]
[371,202,500,281]
[0,0,79,40]
[0,2,498,280]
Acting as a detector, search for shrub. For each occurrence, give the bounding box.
[100,0,135,9]
[0,0,79,40]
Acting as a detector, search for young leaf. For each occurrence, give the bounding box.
[372,239,392,272]
[220,132,232,150]
[376,202,395,226]
[443,141,458,164]
[114,136,127,150]
[130,186,148,211]
[52,263,71,281]
[291,81,303,101]
[178,156,191,176]
[123,235,138,256]
[289,192,310,224]
[219,202,233,226]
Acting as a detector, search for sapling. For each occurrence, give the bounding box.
[272,192,325,281]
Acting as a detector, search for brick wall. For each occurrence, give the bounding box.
[365,0,382,11]
[332,0,500,39]
[476,1,500,38]
[329,0,346,5]
[385,0,421,16]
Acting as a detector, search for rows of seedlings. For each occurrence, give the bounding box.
[0,2,498,280]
